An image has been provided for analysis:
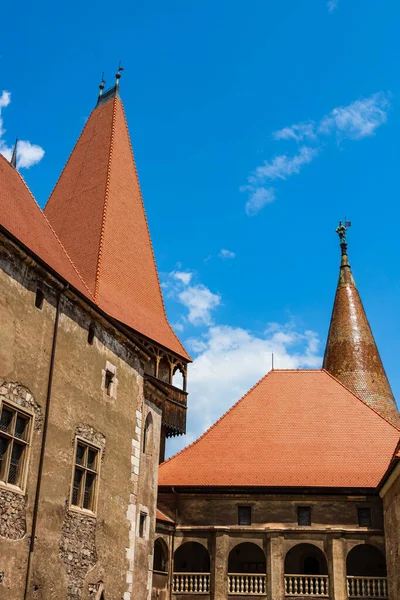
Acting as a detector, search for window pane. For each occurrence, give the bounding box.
[76,444,86,466]
[87,448,98,471]
[0,408,13,433]
[358,507,372,527]
[8,442,24,485]
[238,506,252,525]
[0,436,10,479]
[15,415,28,440]
[72,468,83,506]
[83,472,96,510]
[297,506,312,526]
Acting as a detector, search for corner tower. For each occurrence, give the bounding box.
[323,221,399,426]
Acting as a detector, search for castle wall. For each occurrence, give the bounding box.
[0,239,161,600]
[381,463,400,600]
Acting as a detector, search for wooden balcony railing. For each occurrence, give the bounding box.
[144,375,187,435]
[228,573,267,595]
[347,576,388,598]
[173,573,210,594]
[285,575,329,597]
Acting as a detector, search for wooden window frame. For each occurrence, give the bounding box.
[0,399,34,494]
[69,436,102,516]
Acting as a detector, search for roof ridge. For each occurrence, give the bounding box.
[0,155,94,299]
[93,97,117,301]
[118,99,190,360]
[161,370,275,467]
[321,368,400,433]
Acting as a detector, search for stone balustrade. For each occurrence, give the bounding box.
[228,573,267,595]
[173,572,210,594]
[347,576,388,598]
[284,575,329,597]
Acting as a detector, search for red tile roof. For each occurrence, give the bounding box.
[156,508,174,523]
[159,370,400,489]
[5,93,188,360]
[0,154,92,297]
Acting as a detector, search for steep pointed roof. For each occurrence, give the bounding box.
[159,370,400,489]
[0,154,91,297]
[323,224,399,426]
[44,89,189,360]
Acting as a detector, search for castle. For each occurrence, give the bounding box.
[0,78,399,600]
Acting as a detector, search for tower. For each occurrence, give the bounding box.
[323,221,399,425]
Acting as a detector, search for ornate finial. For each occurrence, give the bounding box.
[115,61,124,86]
[98,72,106,97]
[10,137,18,169]
[336,219,351,255]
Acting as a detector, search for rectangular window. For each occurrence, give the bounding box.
[358,507,372,528]
[238,505,252,525]
[297,506,312,526]
[71,439,100,513]
[0,402,32,490]
[139,512,147,537]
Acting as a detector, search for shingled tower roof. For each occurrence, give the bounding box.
[44,85,189,360]
[323,222,399,425]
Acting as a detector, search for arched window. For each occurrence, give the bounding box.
[172,367,184,390]
[228,542,266,574]
[346,544,387,577]
[153,538,169,573]
[143,413,153,455]
[285,544,328,575]
[174,542,210,573]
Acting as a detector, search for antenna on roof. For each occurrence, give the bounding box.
[98,72,106,97]
[10,138,18,169]
[115,61,124,87]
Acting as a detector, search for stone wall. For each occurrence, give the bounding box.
[381,463,400,600]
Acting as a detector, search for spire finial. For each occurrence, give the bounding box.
[336,219,351,256]
[115,61,124,87]
[98,72,106,97]
[10,137,18,169]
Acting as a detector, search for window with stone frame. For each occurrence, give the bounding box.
[297,506,312,526]
[238,505,252,525]
[71,439,101,513]
[0,401,32,490]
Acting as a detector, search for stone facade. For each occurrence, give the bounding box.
[380,462,400,600]
[0,232,180,600]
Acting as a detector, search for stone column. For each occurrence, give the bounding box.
[211,531,229,599]
[267,535,285,600]
[329,537,348,600]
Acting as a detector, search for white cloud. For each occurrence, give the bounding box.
[167,323,321,456]
[327,0,338,12]
[273,122,316,142]
[251,146,319,181]
[172,271,193,285]
[319,93,389,140]
[245,186,276,216]
[219,249,235,259]
[178,284,221,326]
[0,90,45,169]
[242,92,389,215]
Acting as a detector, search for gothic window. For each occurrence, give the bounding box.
[358,507,372,528]
[238,505,252,525]
[0,401,32,490]
[71,439,100,513]
[297,506,312,526]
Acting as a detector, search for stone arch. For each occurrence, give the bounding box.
[172,366,185,390]
[174,542,210,572]
[153,538,169,573]
[346,544,387,577]
[228,542,266,574]
[285,543,328,575]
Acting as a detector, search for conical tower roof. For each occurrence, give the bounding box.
[44,86,189,360]
[323,222,399,426]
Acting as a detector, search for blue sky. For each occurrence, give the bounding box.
[1,0,400,455]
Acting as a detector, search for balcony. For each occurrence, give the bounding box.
[144,374,187,435]
[284,575,329,597]
[173,573,210,594]
[347,576,388,598]
[228,573,267,595]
